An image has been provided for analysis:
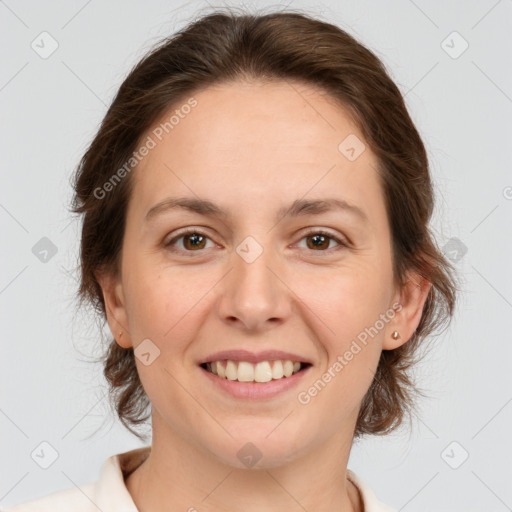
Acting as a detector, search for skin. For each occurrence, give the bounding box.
[97,79,431,511]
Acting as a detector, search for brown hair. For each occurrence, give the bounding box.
[70,7,458,440]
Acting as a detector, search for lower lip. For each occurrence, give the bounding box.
[200,365,311,400]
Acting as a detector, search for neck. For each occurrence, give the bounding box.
[126,414,363,512]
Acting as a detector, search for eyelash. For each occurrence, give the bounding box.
[164,228,349,256]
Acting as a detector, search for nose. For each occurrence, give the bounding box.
[216,241,293,332]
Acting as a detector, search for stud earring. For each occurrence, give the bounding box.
[391,331,400,340]
[119,331,123,338]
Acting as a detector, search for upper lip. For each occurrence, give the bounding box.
[199,349,312,365]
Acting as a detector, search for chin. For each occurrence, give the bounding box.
[205,425,310,470]
[213,444,306,471]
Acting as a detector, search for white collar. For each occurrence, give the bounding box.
[92,446,396,511]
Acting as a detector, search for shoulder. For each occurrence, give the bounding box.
[2,446,150,512]
[347,469,397,512]
[1,483,96,511]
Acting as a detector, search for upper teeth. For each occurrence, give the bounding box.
[206,360,302,382]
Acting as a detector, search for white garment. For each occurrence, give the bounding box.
[4,446,396,511]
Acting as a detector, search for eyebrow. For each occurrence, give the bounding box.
[145,196,369,224]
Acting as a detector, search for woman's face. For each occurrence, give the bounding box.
[100,80,428,468]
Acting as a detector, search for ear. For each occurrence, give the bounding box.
[95,267,132,349]
[383,270,431,350]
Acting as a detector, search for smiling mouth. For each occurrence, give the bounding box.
[200,360,311,383]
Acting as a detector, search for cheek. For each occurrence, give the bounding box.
[123,261,220,371]
[294,269,387,420]
[291,261,391,407]
[124,267,210,411]
[294,258,392,342]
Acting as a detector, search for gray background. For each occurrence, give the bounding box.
[1,0,511,510]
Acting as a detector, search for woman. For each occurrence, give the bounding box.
[6,8,457,512]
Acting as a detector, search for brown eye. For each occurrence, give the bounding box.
[165,229,214,253]
[306,233,331,250]
[297,230,348,253]
[182,232,207,250]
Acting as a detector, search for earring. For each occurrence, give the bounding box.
[119,331,123,338]
[391,331,400,340]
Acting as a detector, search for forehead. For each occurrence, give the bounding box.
[155,80,362,158]
[129,80,385,226]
